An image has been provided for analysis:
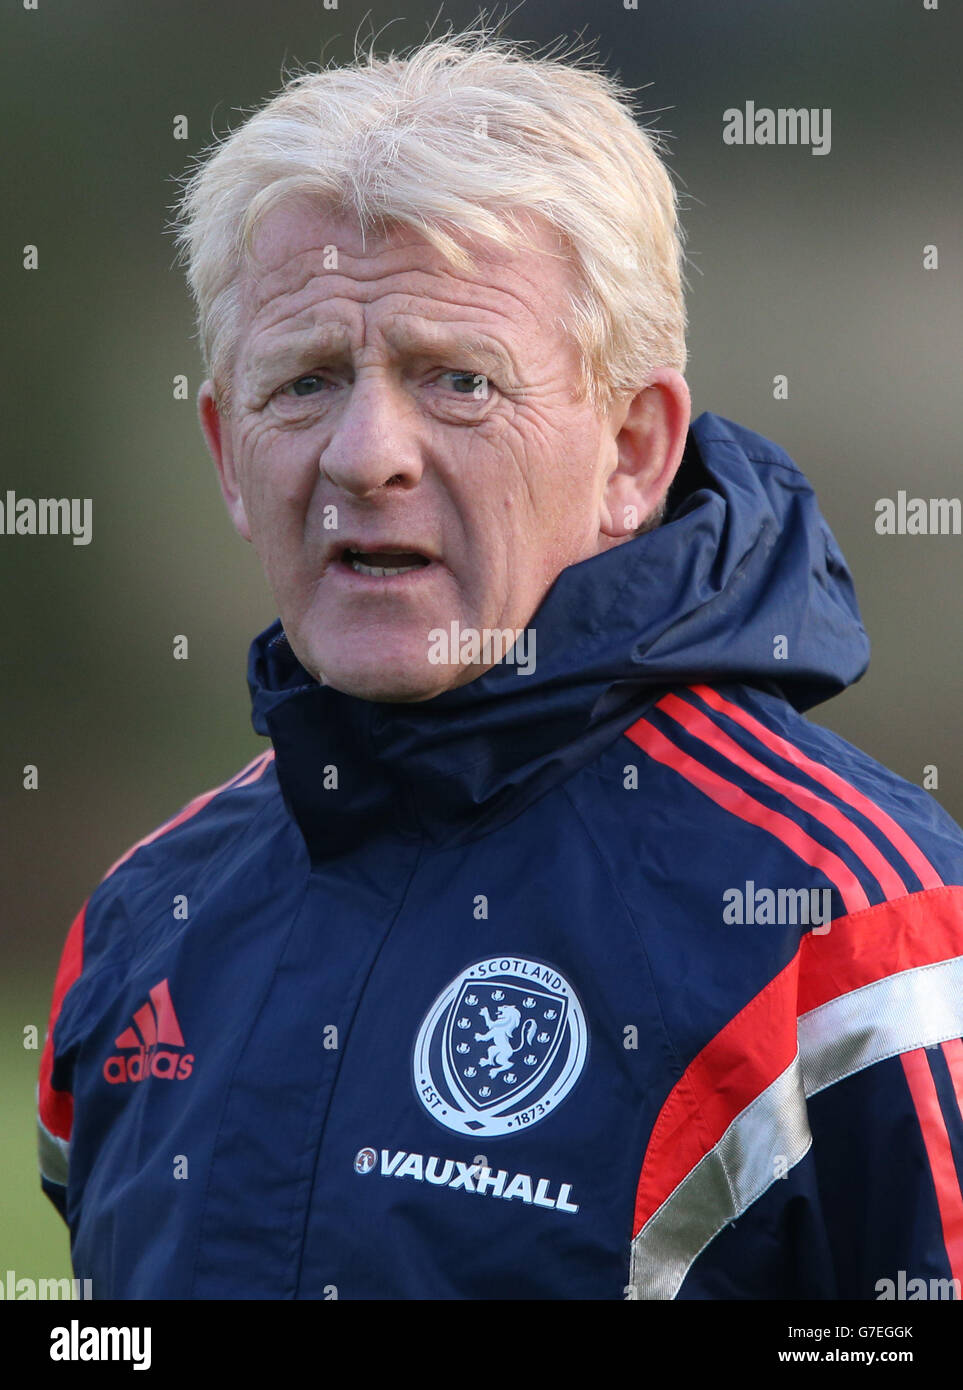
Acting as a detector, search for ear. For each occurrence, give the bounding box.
[599,368,691,538]
[198,380,252,542]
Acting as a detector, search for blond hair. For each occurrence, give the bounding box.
[170,24,688,418]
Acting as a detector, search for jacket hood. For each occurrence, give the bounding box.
[247,411,869,853]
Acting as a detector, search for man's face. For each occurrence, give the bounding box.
[200,202,687,701]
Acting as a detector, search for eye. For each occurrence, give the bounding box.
[440,370,491,396]
[281,374,331,398]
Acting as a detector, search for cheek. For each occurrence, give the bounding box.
[461,415,594,573]
[517,456,602,581]
[237,425,319,527]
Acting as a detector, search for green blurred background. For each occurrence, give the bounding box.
[2,0,961,1288]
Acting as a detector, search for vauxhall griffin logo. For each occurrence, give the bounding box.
[102,979,194,1084]
[413,957,588,1136]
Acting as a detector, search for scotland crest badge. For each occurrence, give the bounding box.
[413,956,588,1136]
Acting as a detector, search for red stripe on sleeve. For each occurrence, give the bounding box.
[797,885,963,1014]
[657,692,907,900]
[634,887,963,1238]
[633,952,800,1234]
[941,1038,963,1126]
[690,685,943,891]
[36,752,276,1155]
[624,716,871,914]
[103,749,274,880]
[900,1049,963,1285]
[38,902,86,1142]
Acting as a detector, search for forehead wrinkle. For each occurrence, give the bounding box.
[247,320,353,393]
[246,240,454,319]
[377,316,518,380]
[239,239,566,399]
[247,312,524,395]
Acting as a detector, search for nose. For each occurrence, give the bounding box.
[319,373,425,496]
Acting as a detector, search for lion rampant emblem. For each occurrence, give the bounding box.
[414,956,588,1136]
[474,1005,538,1078]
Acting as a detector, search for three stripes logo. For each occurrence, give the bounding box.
[102,979,194,1085]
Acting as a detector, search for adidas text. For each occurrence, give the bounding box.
[103,1048,194,1084]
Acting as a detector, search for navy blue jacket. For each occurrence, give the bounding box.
[39,412,963,1299]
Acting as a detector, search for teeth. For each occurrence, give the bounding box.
[349,558,422,577]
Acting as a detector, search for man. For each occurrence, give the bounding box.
[38,31,963,1300]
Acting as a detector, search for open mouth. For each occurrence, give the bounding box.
[340,548,433,578]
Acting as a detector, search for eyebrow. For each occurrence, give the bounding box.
[249,326,349,395]
[250,324,520,394]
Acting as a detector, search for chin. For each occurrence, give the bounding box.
[290,613,487,701]
[326,672,455,703]
[310,651,458,704]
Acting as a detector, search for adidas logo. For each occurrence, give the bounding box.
[102,979,194,1084]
